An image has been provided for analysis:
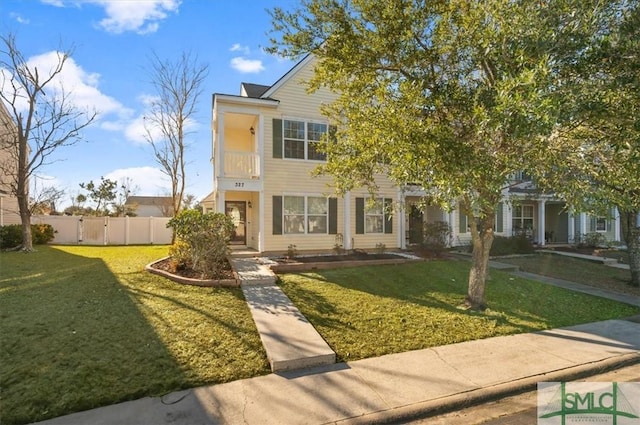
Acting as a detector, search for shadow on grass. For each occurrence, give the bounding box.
[278,260,639,362]
[0,247,224,425]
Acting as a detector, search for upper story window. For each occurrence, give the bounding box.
[283,119,327,161]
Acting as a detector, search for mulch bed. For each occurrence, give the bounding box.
[149,257,236,281]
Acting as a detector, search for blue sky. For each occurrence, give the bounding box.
[1,0,299,208]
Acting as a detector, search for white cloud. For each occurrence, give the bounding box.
[10,12,30,24]
[40,0,180,34]
[93,0,180,34]
[104,166,170,196]
[230,57,265,74]
[1,50,128,123]
[230,43,250,55]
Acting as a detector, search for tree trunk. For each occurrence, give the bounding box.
[17,190,33,251]
[466,214,495,310]
[620,209,640,287]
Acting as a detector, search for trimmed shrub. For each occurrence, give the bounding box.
[0,224,56,249]
[578,232,608,248]
[32,224,55,245]
[167,210,235,279]
[422,221,452,252]
[489,235,534,256]
[0,225,22,249]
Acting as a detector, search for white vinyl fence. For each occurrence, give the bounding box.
[32,215,173,245]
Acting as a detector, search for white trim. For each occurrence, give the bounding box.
[344,191,352,249]
[258,191,265,252]
[261,54,315,99]
[213,94,279,109]
[614,207,621,241]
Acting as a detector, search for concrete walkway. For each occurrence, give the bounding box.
[538,249,630,270]
[32,318,640,425]
[229,257,336,372]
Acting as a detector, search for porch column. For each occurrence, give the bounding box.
[258,191,264,252]
[579,212,587,238]
[343,191,352,250]
[216,112,225,179]
[538,200,546,246]
[614,207,621,242]
[216,191,226,214]
[398,190,405,249]
[568,210,575,244]
[449,210,456,247]
[505,201,513,237]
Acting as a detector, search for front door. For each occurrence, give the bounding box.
[408,205,424,244]
[225,201,246,245]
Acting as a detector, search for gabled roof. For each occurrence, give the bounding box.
[240,82,271,98]
[261,53,314,99]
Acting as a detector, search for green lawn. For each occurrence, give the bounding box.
[0,245,269,425]
[278,260,639,362]
[498,253,639,297]
[2,248,638,425]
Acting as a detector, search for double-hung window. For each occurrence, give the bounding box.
[596,217,608,232]
[365,199,385,234]
[283,119,327,161]
[283,195,328,234]
[512,205,534,233]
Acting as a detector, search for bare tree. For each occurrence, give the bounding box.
[29,176,65,215]
[143,51,207,220]
[0,33,96,250]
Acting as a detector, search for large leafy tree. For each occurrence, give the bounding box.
[269,0,616,309]
[537,3,640,286]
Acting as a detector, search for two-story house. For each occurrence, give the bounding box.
[211,55,622,254]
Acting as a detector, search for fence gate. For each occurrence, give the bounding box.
[79,217,106,245]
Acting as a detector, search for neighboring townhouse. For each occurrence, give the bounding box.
[211,55,621,253]
[125,196,174,217]
[0,102,21,226]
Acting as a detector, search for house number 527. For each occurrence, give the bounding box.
[235,182,244,187]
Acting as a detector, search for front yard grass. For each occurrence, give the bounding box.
[0,245,269,425]
[498,253,639,297]
[278,260,639,362]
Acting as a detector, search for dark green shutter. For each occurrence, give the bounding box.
[328,198,338,234]
[273,119,282,159]
[589,216,596,232]
[272,196,282,235]
[459,210,467,234]
[356,197,364,234]
[384,198,393,234]
[496,202,504,233]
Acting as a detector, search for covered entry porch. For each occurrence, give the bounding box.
[214,190,262,251]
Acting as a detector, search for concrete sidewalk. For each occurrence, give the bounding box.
[32,318,640,425]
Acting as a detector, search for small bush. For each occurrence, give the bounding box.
[375,243,386,254]
[0,225,22,249]
[0,224,55,249]
[32,224,55,245]
[286,244,298,259]
[422,221,452,252]
[578,232,608,248]
[489,235,534,256]
[167,210,235,279]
